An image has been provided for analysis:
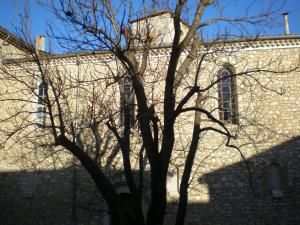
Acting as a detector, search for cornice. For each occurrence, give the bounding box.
[217,36,300,51]
[3,35,300,67]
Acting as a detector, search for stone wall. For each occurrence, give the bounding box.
[0,165,107,225]
[1,34,300,225]
[0,168,74,225]
[165,136,300,225]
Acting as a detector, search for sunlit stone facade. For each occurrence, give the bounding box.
[1,13,300,224]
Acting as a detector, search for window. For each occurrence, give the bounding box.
[21,172,37,199]
[99,196,111,225]
[37,81,47,125]
[269,163,284,199]
[167,169,179,198]
[124,76,132,94]
[217,68,238,124]
[120,76,135,126]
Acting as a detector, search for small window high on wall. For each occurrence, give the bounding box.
[269,162,284,199]
[217,68,238,124]
[37,82,47,125]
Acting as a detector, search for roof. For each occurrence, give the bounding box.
[0,25,50,59]
[218,34,300,43]
[4,34,300,65]
[131,10,173,23]
[130,10,190,27]
[0,25,30,52]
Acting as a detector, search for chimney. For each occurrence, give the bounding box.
[35,35,45,53]
[282,12,290,35]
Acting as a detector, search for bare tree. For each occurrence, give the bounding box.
[0,1,298,225]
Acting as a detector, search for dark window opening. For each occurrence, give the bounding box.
[120,76,135,127]
[269,163,284,199]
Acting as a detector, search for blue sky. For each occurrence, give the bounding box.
[0,0,300,52]
[0,1,51,36]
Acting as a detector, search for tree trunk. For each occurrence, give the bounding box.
[57,135,137,225]
[146,162,167,225]
[175,94,202,225]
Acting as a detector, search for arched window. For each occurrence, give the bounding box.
[217,68,238,124]
[120,76,135,126]
[37,82,47,125]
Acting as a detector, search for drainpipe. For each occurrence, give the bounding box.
[282,12,290,35]
[71,54,81,225]
[74,54,81,138]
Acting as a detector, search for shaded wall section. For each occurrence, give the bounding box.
[165,136,300,225]
[0,137,300,225]
[0,166,104,225]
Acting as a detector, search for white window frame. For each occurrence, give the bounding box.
[36,80,47,126]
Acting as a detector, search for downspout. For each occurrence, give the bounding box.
[72,54,81,225]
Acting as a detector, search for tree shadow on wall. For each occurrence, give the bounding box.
[0,136,300,225]
[166,135,300,225]
[0,165,105,225]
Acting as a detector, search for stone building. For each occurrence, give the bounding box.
[0,11,300,225]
